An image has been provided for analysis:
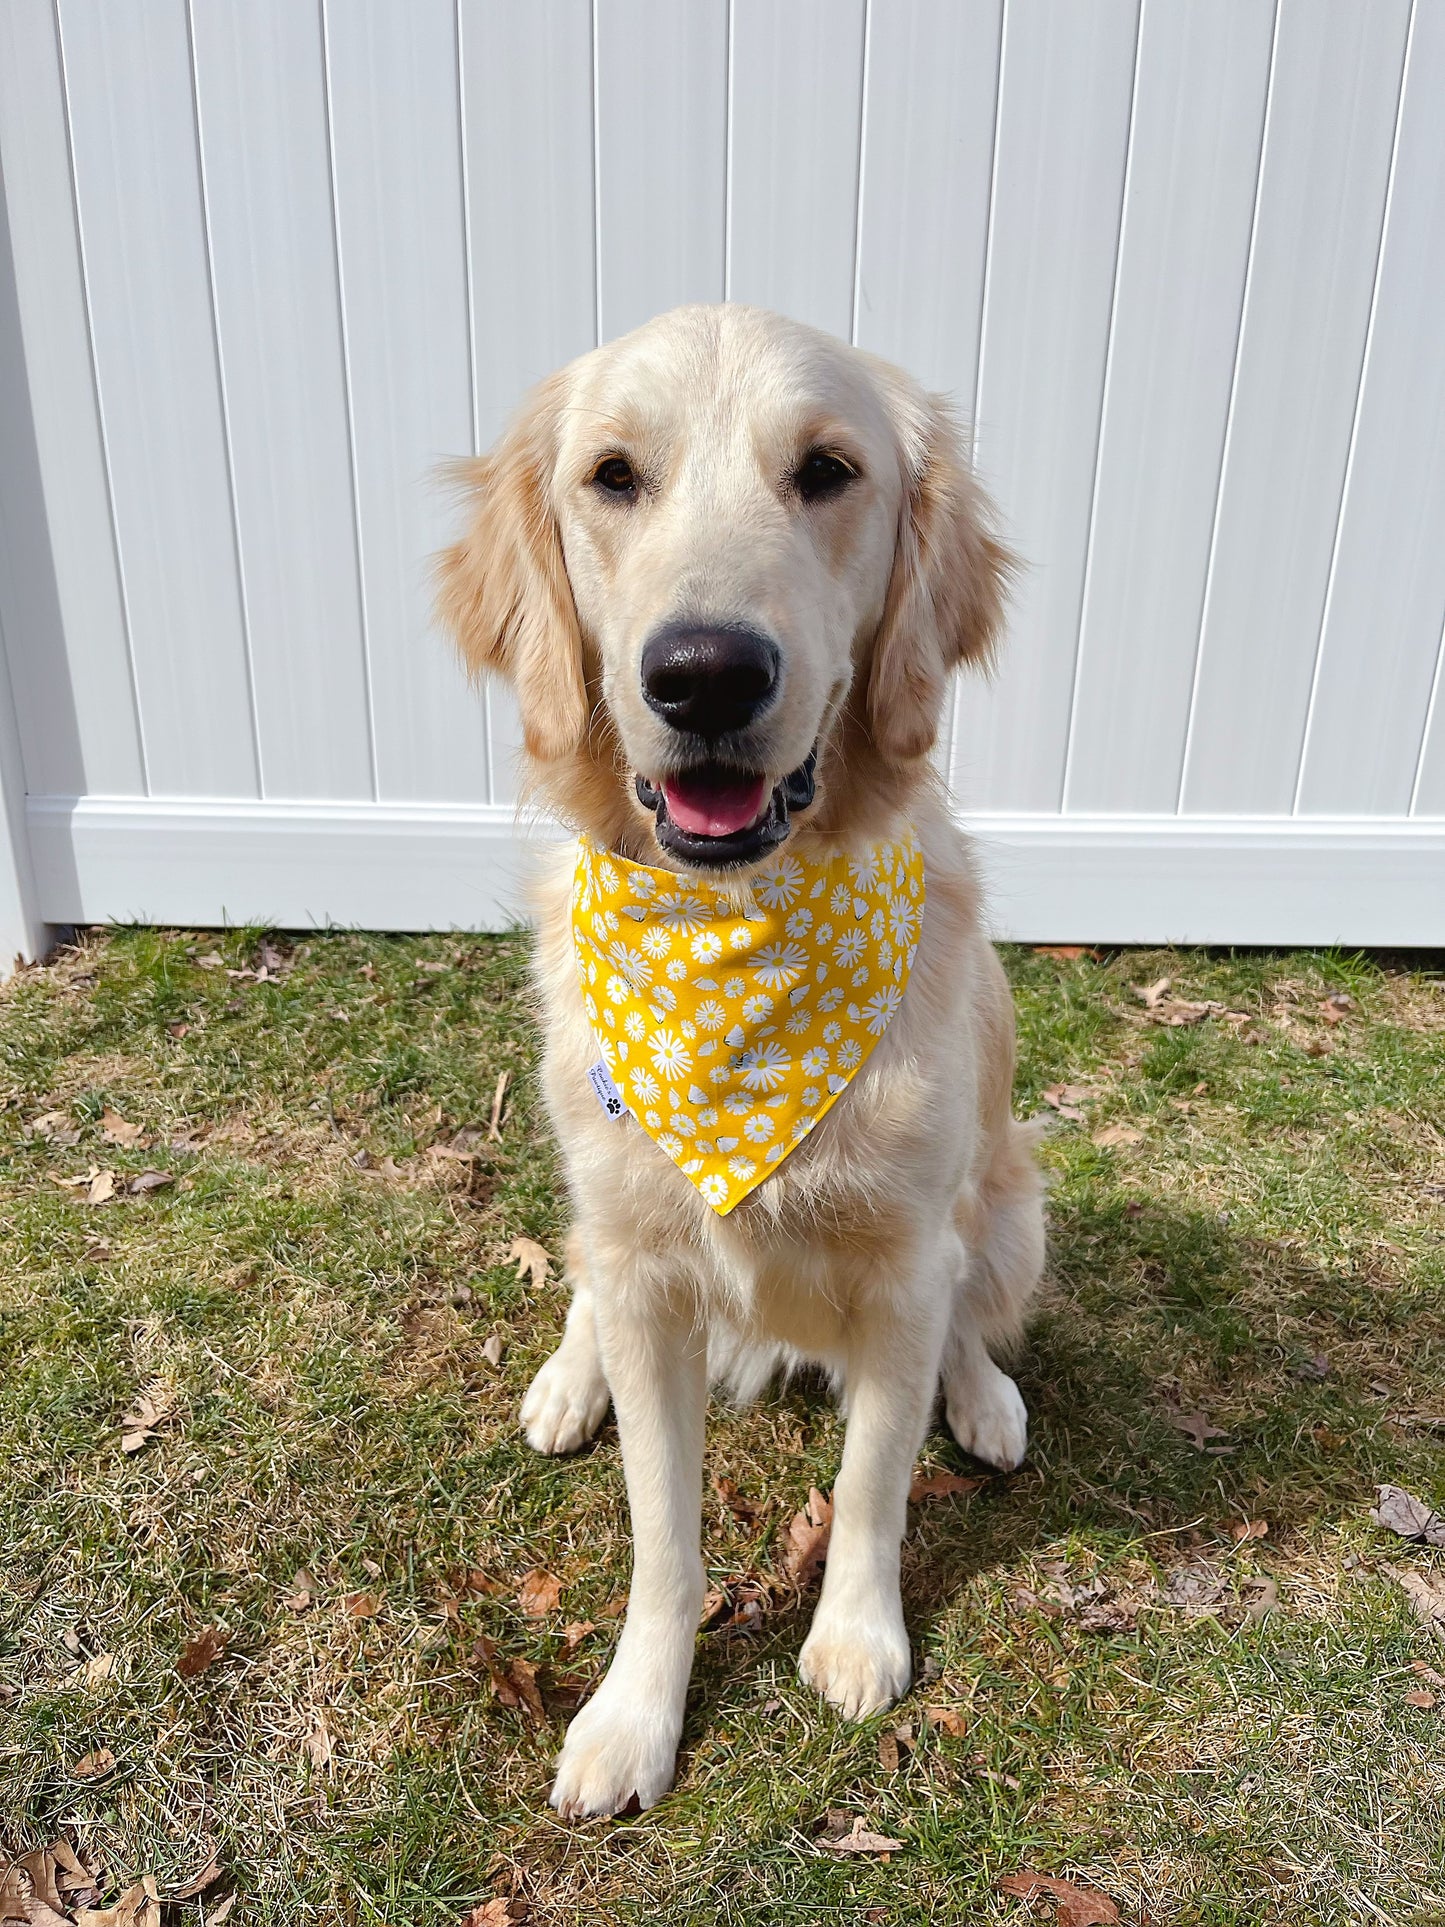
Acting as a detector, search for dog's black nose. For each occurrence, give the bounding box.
[640,625,780,738]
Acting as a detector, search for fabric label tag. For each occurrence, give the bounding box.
[587,1060,628,1120]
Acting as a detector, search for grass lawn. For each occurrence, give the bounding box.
[1,927,1442,1926]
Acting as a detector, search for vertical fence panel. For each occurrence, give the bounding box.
[57,0,258,797]
[1062,0,1274,814]
[726,0,867,339]
[324,0,487,804]
[1179,0,1411,815]
[1294,5,1445,817]
[950,0,1139,811]
[459,0,596,806]
[595,0,727,340]
[191,0,373,801]
[853,0,1000,392]
[0,0,142,799]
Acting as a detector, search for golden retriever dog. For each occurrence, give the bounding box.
[437,303,1045,1819]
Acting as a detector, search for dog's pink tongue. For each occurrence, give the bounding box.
[662,770,770,838]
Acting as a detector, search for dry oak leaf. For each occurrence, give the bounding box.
[516,1569,564,1619]
[345,1592,381,1619]
[1092,1124,1142,1148]
[1405,1687,1438,1709]
[474,1637,545,1724]
[506,1237,551,1290]
[910,1469,987,1503]
[168,1856,222,1901]
[560,1620,595,1656]
[460,1899,530,1926]
[119,1389,173,1455]
[1033,945,1094,961]
[819,1815,905,1857]
[74,1875,162,1927]
[1041,1084,1093,1123]
[780,1487,833,1587]
[69,1747,116,1780]
[924,1704,966,1736]
[1230,1518,1269,1542]
[1391,1567,1445,1640]
[1133,976,1172,1009]
[302,1712,334,1769]
[481,1333,504,1368]
[3,1838,100,1918]
[998,1871,1120,1925]
[284,1569,318,1612]
[176,1626,226,1679]
[1372,1484,1445,1548]
[99,1109,147,1148]
[1168,1410,1231,1452]
[128,1170,173,1196]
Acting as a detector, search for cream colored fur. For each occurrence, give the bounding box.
[437,304,1045,1819]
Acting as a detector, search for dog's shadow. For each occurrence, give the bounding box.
[683,1191,1420,1729]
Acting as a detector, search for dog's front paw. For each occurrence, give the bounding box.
[550,1684,680,1819]
[521,1347,610,1456]
[799,1607,910,1720]
[945,1361,1028,1471]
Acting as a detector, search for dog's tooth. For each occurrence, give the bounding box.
[725,1026,747,1049]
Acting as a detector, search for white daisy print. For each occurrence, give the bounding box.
[630,1066,661,1105]
[628,869,657,900]
[823,1021,842,1044]
[657,1132,683,1156]
[784,1011,811,1035]
[862,985,903,1034]
[598,858,620,893]
[666,957,687,981]
[849,848,881,891]
[740,1041,790,1091]
[728,923,754,950]
[700,1173,729,1206]
[818,986,844,1013]
[640,926,673,960]
[727,1155,758,1181]
[723,976,747,999]
[834,929,866,967]
[656,891,710,932]
[725,1093,754,1117]
[754,854,803,908]
[742,993,774,1024]
[696,998,726,1031]
[751,942,807,990]
[851,964,870,987]
[624,1009,647,1041]
[870,908,886,939]
[785,907,814,937]
[837,1037,863,1069]
[644,1108,661,1129]
[801,1047,829,1076]
[649,1028,693,1080]
[691,929,724,963]
[888,895,919,945]
[651,983,677,1011]
[604,938,653,987]
[802,1085,821,1107]
[606,973,630,1006]
[830,883,851,916]
[699,1107,719,1127]
[816,922,834,945]
[743,1112,776,1143]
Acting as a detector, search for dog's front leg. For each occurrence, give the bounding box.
[799,1243,951,1718]
[550,1271,707,1819]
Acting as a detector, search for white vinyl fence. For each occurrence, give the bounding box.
[1,0,1442,962]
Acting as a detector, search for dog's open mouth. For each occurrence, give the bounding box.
[635,751,817,869]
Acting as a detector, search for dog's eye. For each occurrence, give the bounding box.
[794,449,858,504]
[592,455,638,497]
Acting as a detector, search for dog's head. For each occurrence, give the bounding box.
[437,305,1011,870]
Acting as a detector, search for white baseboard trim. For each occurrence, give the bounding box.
[24,794,1445,945]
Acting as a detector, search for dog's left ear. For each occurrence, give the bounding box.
[435,373,589,764]
[864,386,1014,761]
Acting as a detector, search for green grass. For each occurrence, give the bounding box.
[1,930,1442,1925]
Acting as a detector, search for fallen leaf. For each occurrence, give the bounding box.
[30,1109,79,1144]
[206,1897,237,1927]
[909,1469,987,1503]
[1405,1687,1438,1709]
[559,1620,595,1656]
[506,1237,551,1290]
[74,1875,162,1927]
[1133,976,1172,1008]
[1092,1124,1142,1148]
[780,1488,833,1587]
[1243,1577,1278,1624]
[128,1170,173,1196]
[1230,1518,1269,1542]
[345,1593,381,1619]
[998,1870,1120,1925]
[1391,1567,1445,1640]
[86,1168,117,1204]
[1162,1560,1231,1614]
[487,1070,511,1141]
[1168,1410,1231,1452]
[169,1857,222,1900]
[1318,993,1353,1024]
[176,1626,226,1678]
[877,1724,913,1771]
[819,1815,905,1857]
[1412,1658,1445,1688]
[1041,1083,1091,1122]
[78,1653,115,1686]
[195,951,226,969]
[1033,945,1093,961]
[713,1476,765,1526]
[70,1747,116,1780]
[302,1713,333,1768]
[517,1569,564,1619]
[924,1704,966,1736]
[460,1899,529,1926]
[481,1333,504,1367]
[100,1108,146,1147]
[284,1569,318,1612]
[474,1638,544,1723]
[1372,1485,1445,1548]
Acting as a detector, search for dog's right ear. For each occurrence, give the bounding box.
[435,373,588,764]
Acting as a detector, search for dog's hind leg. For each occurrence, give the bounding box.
[940,1122,1045,1471]
[520,1229,611,1454]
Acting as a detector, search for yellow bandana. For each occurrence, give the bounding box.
[571,830,925,1214]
